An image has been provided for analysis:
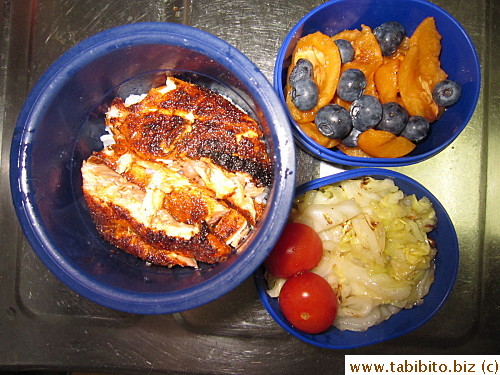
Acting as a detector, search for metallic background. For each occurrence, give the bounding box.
[0,0,498,373]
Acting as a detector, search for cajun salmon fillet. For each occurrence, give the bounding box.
[81,77,272,267]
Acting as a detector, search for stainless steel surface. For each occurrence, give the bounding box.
[0,0,497,373]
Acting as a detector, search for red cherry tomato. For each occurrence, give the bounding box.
[279,271,338,334]
[264,222,323,278]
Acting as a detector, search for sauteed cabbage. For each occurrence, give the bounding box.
[267,177,437,332]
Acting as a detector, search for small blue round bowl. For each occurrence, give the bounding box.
[274,0,480,167]
[254,168,459,349]
[10,23,296,314]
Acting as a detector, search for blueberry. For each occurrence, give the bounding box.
[400,116,430,142]
[375,102,408,134]
[373,21,405,56]
[337,68,367,102]
[341,128,362,148]
[315,104,353,139]
[432,80,462,107]
[289,59,314,86]
[350,95,383,131]
[334,39,355,64]
[291,79,319,111]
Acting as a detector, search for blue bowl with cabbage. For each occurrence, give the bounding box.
[254,168,459,349]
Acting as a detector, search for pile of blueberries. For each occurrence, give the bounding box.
[289,21,462,148]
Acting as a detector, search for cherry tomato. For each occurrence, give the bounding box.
[279,271,338,334]
[264,223,323,278]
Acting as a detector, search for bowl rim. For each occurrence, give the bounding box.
[254,167,459,349]
[273,0,481,167]
[10,22,296,314]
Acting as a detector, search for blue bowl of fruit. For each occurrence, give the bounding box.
[274,0,480,166]
[254,168,459,349]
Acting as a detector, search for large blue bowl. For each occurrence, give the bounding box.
[255,168,459,349]
[274,0,480,167]
[10,23,296,314]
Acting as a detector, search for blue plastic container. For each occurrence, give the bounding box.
[255,168,459,349]
[10,23,296,314]
[274,0,480,166]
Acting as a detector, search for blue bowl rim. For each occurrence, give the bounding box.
[273,0,481,167]
[254,167,459,349]
[10,22,296,314]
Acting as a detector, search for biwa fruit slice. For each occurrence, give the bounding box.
[298,122,340,148]
[398,17,448,122]
[374,58,401,104]
[286,31,342,123]
[387,36,410,60]
[357,129,416,158]
[337,144,371,157]
[333,25,383,99]
[374,36,409,106]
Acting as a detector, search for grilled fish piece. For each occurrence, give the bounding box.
[82,77,271,267]
[106,77,272,187]
[82,159,235,265]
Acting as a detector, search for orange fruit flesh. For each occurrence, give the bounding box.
[332,24,383,109]
[398,17,447,122]
[286,31,342,123]
[358,129,416,158]
[374,58,401,104]
[298,122,340,149]
[336,144,371,158]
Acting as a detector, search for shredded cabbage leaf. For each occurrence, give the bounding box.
[266,177,437,332]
